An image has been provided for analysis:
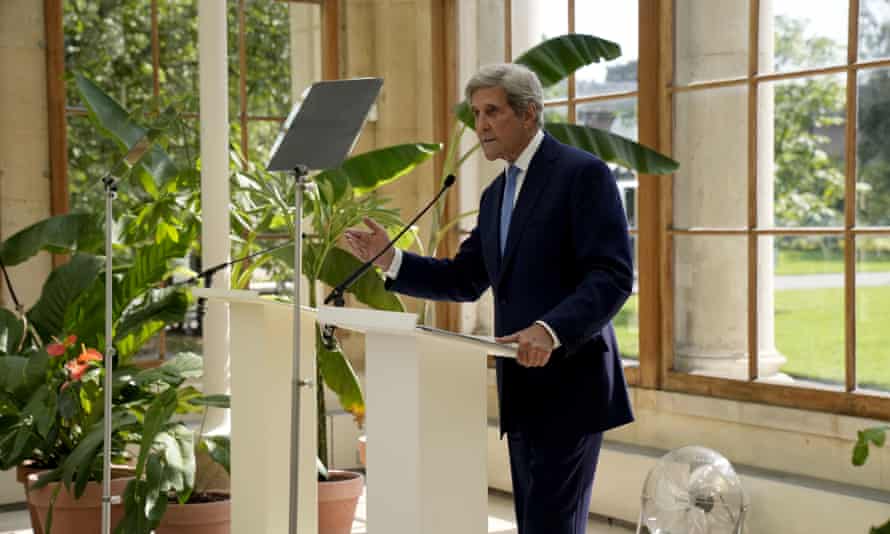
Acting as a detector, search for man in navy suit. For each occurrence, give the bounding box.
[345,63,634,534]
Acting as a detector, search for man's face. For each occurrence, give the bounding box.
[470,86,536,162]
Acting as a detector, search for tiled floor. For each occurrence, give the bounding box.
[0,490,635,533]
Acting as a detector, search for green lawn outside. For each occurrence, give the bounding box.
[773,285,889,390]
[614,294,639,360]
[614,285,889,390]
[777,249,890,275]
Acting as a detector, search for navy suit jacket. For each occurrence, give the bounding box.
[387,133,635,435]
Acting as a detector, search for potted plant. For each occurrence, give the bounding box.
[229,145,439,532]
[113,356,231,534]
[0,212,194,532]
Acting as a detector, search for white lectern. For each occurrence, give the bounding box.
[318,305,515,534]
[200,289,514,533]
[195,289,319,534]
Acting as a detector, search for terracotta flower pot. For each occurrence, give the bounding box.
[27,471,133,534]
[156,492,231,534]
[16,461,48,534]
[318,470,364,534]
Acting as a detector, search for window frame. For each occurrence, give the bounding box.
[661,0,890,419]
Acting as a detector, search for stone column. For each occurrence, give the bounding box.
[289,2,322,101]
[673,0,785,379]
[0,0,52,311]
[198,0,231,428]
[0,0,53,505]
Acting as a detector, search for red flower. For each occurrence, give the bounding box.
[47,334,78,357]
[65,359,89,381]
[78,347,103,363]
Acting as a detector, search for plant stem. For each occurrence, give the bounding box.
[308,281,328,468]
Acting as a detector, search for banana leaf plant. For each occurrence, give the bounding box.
[115,367,231,534]
[229,140,441,470]
[423,34,681,324]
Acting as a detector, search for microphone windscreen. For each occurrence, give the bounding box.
[444,174,456,187]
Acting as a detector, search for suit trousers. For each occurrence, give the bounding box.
[507,430,604,534]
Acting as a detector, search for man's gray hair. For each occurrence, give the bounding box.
[465,63,544,128]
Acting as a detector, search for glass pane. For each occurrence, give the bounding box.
[247,119,286,165]
[673,236,749,379]
[857,68,890,226]
[63,1,153,109]
[768,1,847,73]
[615,294,638,361]
[574,1,638,97]
[673,86,748,228]
[860,0,890,61]
[766,74,846,228]
[576,98,637,141]
[675,0,750,85]
[856,237,890,393]
[511,0,569,100]
[245,0,293,117]
[67,115,120,214]
[543,105,568,123]
[773,235,844,390]
[159,0,199,111]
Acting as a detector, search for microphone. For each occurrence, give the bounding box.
[320,174,457,348]
[172,240,296,335]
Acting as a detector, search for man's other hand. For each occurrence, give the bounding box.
[344,217,395,270]
[496,324,555,368]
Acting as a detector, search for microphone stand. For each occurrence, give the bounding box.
[289,164,316,534]
[101,136,153,534]
[321,174,456,346]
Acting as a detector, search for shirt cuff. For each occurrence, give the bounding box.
[384,248,403,279]
[535,320,561,349]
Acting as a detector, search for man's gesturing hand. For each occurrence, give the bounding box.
[343,217,395,270]
[496,324,555,368]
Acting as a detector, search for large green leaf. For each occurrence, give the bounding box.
[135,388,178,479]
[155,424,196,493]
[515,34,621,87]
[314,143,442,202]
[75,73,146,151]
[0,357,29,397]
[133,352,203,387]
[0,214,101,266]
[200,435,231,475]
[114,239,191,318]
[315,324,364,422]
[26,254,103,343]
[0,309,24,355]
[545,122,679,175]
[115,288,191,360]
[317,247,405,312]
[75,73,177,188]
[272,243,404,312]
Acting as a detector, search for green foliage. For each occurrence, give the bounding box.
[851,425,890,533]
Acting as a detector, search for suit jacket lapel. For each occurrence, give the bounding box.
[496,134,558,286]
[484,170,506,275]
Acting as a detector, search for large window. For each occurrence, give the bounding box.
[667,0,890,418]
[52,0,330,359]
[506,0,642,370]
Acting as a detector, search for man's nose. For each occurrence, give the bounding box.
[476,116,489,133]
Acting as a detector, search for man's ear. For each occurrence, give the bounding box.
[523,104,538,129]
